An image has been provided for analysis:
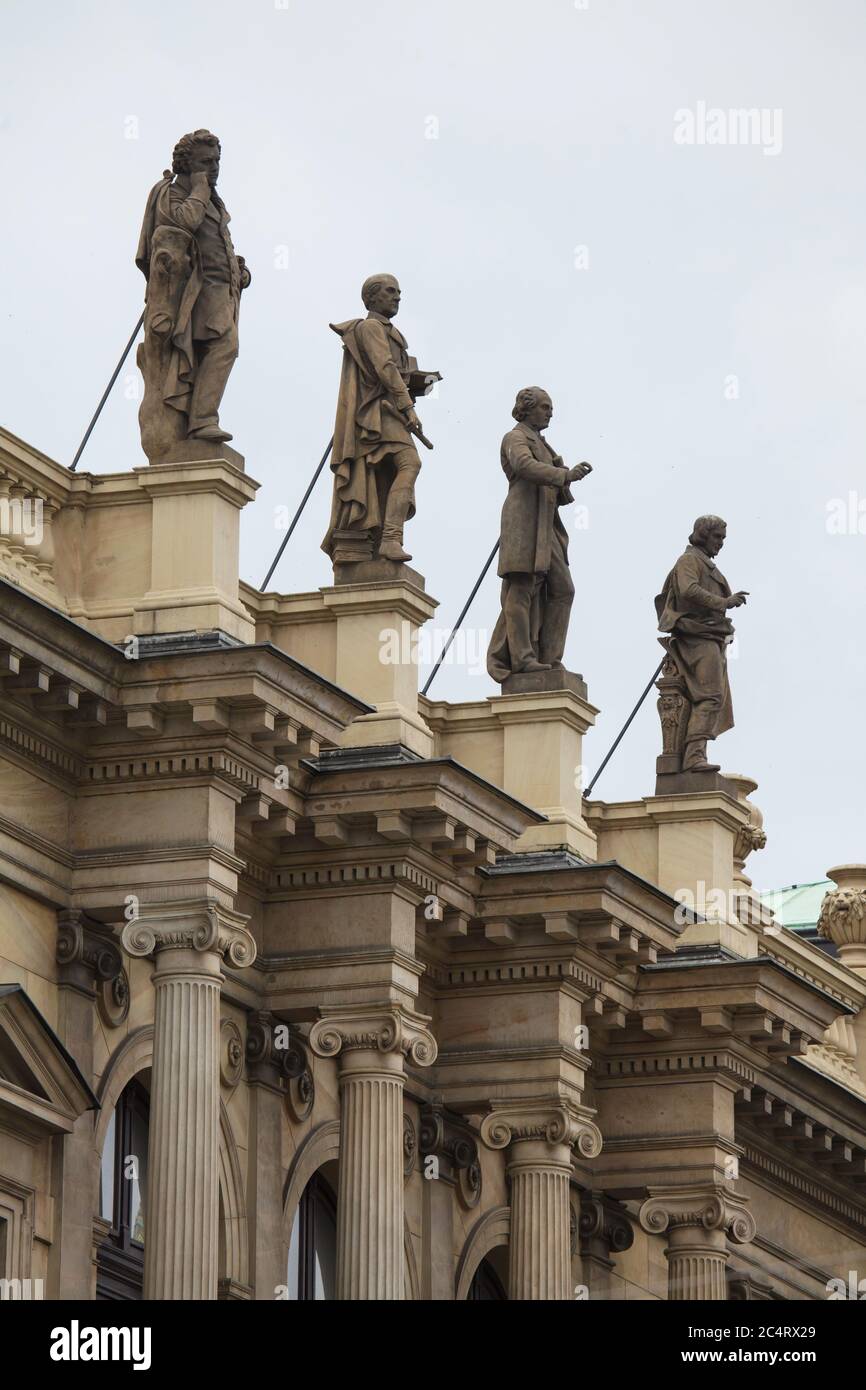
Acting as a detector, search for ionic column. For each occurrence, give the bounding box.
[122,902,256,1300]
[640,1187,756,1301]
[310,1006,437,1301]
[481,1105,603,1301]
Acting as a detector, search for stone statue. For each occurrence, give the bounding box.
[654,515,748,775]
[487,387,591,683]
[135,129,250,463]
[322,274,439,566]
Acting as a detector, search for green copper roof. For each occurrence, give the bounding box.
[760,881,831,933]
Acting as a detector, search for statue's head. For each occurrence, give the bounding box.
[690,514,727,557]
[172,130,221,189]
[512,387,553,431]
[362,274,401,319]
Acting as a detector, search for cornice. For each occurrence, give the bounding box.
[599,1049,757,1088]
[254,943,424,981]
[272,858,438,897]
[0,711,83,784]
[0,813,75,869]
[741,1141,866,1235]
[757,932,866,1013]
[426,955,605,998]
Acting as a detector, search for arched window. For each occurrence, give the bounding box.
[468,1255,508,1301]
[96,1075,150,1300]
[286,1172,337,1300]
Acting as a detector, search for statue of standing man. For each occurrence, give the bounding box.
[655,515,748,776]
[487,387,591,683]
[135,129,251,463]
[322,274,439,567]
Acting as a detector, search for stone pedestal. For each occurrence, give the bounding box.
[501,668,588,699]
[134,455,258,641]
[655,770,738,797]
[586,786,759,956]
[640,1187,756,1302]
[310,1007,437,1301]
[54,450,258,645]
[121,902,256,1301]
[480,1105,602,1302]
[424,679,599,858]
[322,570,438,758]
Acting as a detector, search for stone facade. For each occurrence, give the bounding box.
[1,423,865,1301]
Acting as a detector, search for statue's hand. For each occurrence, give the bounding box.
[567,461,592,483]
[404,408,423,433]
[727,591,749,608]
[237,256,251,290]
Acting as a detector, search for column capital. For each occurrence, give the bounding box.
[419,1103,483,1208]
[309,1004,437,1067]
[639,1186,756,1245]
[245,1010,313,1109]
[56,909,123,991]
[120,899,256,969]
[480,1103,603,1159]
[579,1192,635,1256]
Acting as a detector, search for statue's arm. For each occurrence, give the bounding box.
[355,320,414,414]
[676,554,729,611]
[505,435,570,487]
[167,172,211,233]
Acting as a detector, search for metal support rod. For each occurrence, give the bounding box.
[421,540,500,697]
[583,654,667,799]
[260,436,334,591]
[69,310,145,471]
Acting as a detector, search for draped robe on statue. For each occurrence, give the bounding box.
[321,313,418,557]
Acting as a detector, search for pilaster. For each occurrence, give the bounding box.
[578,1191,635,1299]
[321,568,438,757]
[52,910,124,1299]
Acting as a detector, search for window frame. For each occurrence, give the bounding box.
[96,1076,149,1301]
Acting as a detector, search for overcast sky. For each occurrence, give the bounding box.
[2,0,864,890]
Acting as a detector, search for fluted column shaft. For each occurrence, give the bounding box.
[665,1225,729,1300]
[144,947,222,1300]
[335,1048,404,1301]
[507,1139,573,1301]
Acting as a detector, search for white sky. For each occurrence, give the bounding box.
[2,0,865,890]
